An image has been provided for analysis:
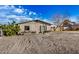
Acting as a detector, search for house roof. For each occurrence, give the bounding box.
[18,20,52,25]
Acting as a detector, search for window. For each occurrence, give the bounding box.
[24,26,29,30]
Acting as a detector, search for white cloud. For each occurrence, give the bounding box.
[33,12,36,15]
[14,8,24,14]
[0,5,9,9]
[29,11,33,15]
[18,6,22,9]
[10,5,15,8]
[70,16,76,22]
[0,5,39,24]
[34,17,41,20]
[7,15,17,18]
[43,19,48,22]
[29,11,37,16]
[6,15,33,23]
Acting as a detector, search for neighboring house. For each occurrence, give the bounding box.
[60,20,75,31]
[18,20,52,34]
[71,24,79,30]
[60,24,72,31]
[60,21,79,31]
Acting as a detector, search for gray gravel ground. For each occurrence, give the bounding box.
[0,31,79,54]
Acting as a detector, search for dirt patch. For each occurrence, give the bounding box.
[0,32,79,54]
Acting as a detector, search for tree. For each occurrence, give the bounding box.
[53,14,63,27]
[52,11,70,31]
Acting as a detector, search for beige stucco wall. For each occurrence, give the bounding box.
[19,21,51,33]
[47,26,51,31]
[33,22,51,33]
[19,22,36,32]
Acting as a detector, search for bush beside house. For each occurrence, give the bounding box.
[0,21,20,36]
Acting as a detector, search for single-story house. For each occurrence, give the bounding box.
[18,20,52,33]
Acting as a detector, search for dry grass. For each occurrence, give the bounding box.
[0,31,79,54]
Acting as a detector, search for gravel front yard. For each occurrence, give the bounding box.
[0,31,79,54]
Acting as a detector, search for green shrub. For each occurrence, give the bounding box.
[1,21,20,36]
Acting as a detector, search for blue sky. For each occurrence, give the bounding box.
[0,5,79,24]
